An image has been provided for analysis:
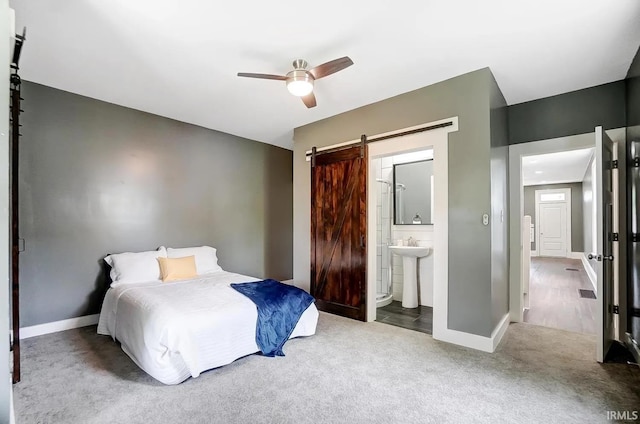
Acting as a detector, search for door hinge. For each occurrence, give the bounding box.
[612,305,620,315]
[633,233,640,243]
[633,157,640,168]
[612,160,618,169]
[611,233,619,242]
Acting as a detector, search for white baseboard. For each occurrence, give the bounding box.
[433,313,510,353]
[568,251,583,260]
[533,251,583,260]
[580,253,598,294]
[20,314,99,339]
[9,375,14,424]
[491,314,511,351]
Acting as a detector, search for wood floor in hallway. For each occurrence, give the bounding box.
[524,257,598,335]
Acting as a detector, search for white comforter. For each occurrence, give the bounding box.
[97,271,319,385]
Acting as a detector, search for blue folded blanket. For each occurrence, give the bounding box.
[230,279,315,357]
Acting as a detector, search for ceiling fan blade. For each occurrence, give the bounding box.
[237,72,287,81]
[301,92,317,108]
[309,56,353,79]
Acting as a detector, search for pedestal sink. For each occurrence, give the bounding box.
[388,246,432,308]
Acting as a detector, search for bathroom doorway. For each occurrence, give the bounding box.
[371,151,434,334]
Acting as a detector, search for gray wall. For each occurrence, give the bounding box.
[20,82,293,327]
[293,68,505,337]
[523,183,584,252]
[508,81,626,145]
[626,43,640,342]
[1,0,11,421]
[489,71,510,330]
[627,43,640,128]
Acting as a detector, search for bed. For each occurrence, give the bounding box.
[97,247,318,385]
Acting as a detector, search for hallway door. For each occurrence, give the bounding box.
[539,202,568,257]
[311,145,367,321]
[536,188,571,258]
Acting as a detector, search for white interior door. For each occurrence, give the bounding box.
[592,126,616,363]
[539,202,567,257]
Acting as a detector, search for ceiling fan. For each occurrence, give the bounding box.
[237,56,354,108]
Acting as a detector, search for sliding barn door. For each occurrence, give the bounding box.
[10,74,21,383]
[311,145,367,321]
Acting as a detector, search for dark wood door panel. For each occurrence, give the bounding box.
[311,145,366,321]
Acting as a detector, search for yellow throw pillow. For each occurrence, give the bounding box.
[158,255,198,282]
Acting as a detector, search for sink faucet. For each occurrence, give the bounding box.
[407,237,418,247]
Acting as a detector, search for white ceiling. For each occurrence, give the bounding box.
[11,1,640,149]
[522,148,594,186]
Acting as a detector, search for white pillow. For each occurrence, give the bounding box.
[104,247,167,286]
[167,246,223,275]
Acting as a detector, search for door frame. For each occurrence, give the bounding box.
[365,118,456,329]
[511,133,595,323]
[534,188,572,257]
[364,117,506,352]
[508,128,626,325]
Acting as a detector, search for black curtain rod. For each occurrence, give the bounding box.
[307,121,453,157]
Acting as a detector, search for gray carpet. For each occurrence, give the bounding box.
[14,313,640,424]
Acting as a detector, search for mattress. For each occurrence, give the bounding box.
[97,271,318,384]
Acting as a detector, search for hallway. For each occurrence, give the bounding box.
[524,257,598,334]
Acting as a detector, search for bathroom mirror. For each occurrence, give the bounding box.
[393,159,434,225]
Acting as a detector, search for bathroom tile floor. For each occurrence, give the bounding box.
[376,301,433,334]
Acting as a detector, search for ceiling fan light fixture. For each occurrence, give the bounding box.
[237,56,352,108]
[286,70,314,96]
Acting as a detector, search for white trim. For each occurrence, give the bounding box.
[568,251,584,260]
[20,314,99,339]
[433,313,510,353]
[509,128,626,324]
[535,188,572,258]
[306,118,456,161]
[9,378,14,424]
[509,133,598,323]
[492,314,511,351]
[581,253,598,294]
[365,116,506,352]
[367,117,458,330]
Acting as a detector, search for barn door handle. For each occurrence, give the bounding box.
[360,235,365,249]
